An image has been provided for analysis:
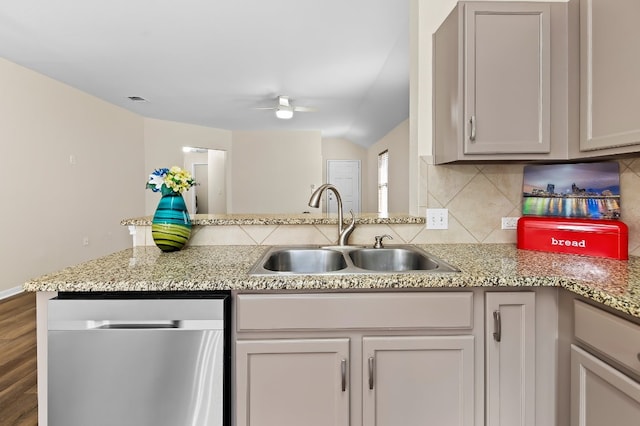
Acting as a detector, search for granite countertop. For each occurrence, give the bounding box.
[23,244,640,319]
[121,213,426,226]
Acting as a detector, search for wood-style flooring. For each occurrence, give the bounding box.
[0,292,38,425]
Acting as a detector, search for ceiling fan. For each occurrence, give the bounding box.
[255,95,317,120]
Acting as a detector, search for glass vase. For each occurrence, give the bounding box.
[151,192,192,252]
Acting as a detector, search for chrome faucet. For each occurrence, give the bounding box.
[308,183,356,246]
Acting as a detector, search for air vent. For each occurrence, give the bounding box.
[127,96,148,102]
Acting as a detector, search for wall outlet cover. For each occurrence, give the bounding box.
[501,217,519,230]
[427,208,448,230]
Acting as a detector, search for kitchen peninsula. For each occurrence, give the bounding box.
[25,214,640,426]
[24,243,640,317]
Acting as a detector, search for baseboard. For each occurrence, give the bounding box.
[0,285,23,300]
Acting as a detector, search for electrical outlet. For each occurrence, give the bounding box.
[82,236,90,246]
[501,217,519,230]
[426,208,448,230]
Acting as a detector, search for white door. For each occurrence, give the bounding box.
[326,160,360,214]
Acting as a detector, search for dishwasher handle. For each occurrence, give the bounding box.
[96,320,181,329]
[49,319,224,331]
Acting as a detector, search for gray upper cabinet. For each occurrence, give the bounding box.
[432,0,640,164]
[433,2,557,164]
[464,3,550,155]
[579,0,640,152]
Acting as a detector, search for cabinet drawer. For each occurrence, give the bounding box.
[236,292,473,331]
[574,300,640,376]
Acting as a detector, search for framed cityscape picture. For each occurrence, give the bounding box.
[522,162,620,219]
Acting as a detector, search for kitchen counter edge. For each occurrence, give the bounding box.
[22,244,640,319]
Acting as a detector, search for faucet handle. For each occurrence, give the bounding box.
[373,234,393,249]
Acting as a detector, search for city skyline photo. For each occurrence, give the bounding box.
[522,162,621,219]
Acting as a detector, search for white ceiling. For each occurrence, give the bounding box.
[0,0,409,147]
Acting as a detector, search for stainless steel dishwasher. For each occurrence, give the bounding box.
[48,292,230,426]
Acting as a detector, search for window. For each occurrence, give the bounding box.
[378,150,389,214]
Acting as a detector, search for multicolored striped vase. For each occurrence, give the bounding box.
[151,193,192,252]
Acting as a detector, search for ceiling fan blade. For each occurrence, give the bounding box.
[293,106,317,112]
[252,95,317,115]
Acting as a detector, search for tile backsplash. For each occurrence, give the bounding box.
[419,156,640,256]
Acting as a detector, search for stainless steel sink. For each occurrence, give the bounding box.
[349,248,441,272]
[249,245,459,275]
[261,248,348,273]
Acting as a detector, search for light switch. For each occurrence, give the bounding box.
[426,209,448,230]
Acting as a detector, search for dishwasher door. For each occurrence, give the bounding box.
[48,295,228,426]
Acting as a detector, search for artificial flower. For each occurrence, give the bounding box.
[146,166,195,195]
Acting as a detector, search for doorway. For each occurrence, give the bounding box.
[184,147,227,214]
[192,163,209,213]
[326,160,361,214]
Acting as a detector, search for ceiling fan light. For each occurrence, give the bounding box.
[275,108,294,119]
[278,96,291,107]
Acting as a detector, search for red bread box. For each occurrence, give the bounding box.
[517,217,628,260]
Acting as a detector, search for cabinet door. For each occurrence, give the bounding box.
[235,338,349,426]
[571,345,640,426]
[362,335,475,426]
[485,292,536,426]
[464,3,550,154]
[580,0,640,151]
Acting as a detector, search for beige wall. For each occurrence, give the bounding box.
[231,130,322,214]
[0,58,145,293]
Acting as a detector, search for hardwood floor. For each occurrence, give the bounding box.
[0,292,38,425]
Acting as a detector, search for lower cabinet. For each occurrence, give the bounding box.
[570,299,640,425]
[485,292,536,426]
[234,291,480,426]
[362,335,475,426]
[235,338,350,426]
[236,335,475,426]
[571,345,640,425]
[234,290,554,426]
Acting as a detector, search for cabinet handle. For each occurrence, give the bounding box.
[341,359,347,392]
[368,356,375,390]
[493,310,502,342]
[469,115,476,142]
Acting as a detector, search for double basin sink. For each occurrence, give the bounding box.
[249,245,460,275]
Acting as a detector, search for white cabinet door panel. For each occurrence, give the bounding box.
[362,335,475,426]
[571,345,640,426]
